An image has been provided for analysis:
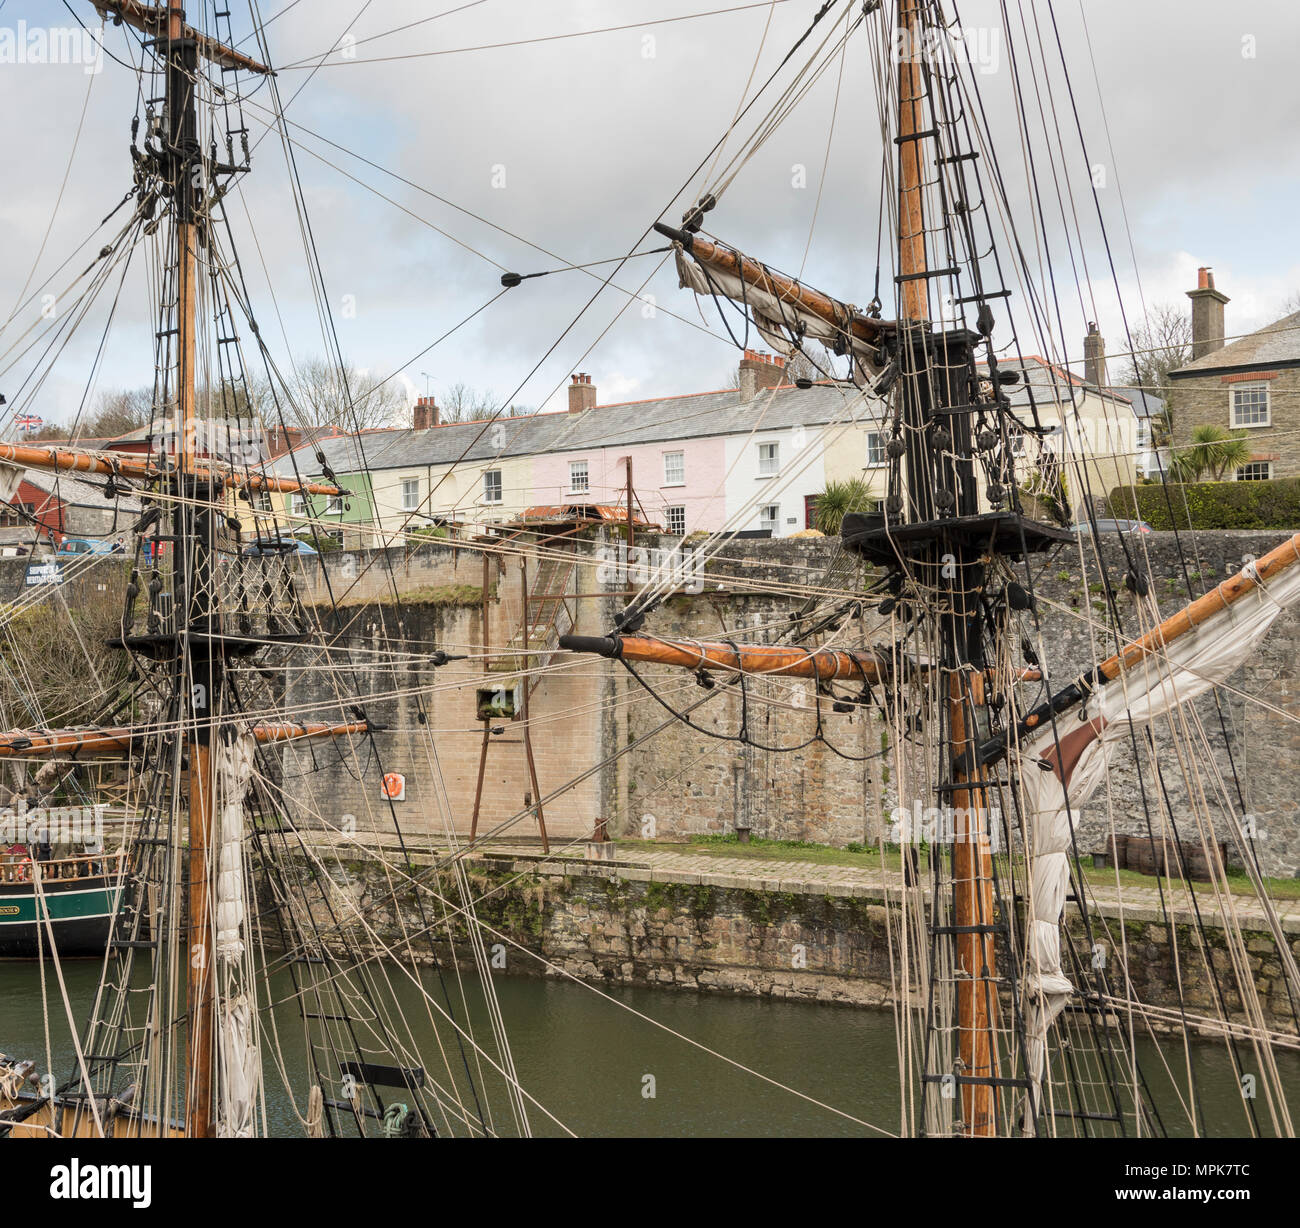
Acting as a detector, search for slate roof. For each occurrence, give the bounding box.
[269,381,888,477]
[1107,385,1164,420]
[271,357,1135,481]
[1170,311,1300,378]
[979,355,1132,416]
[19,466,142,514]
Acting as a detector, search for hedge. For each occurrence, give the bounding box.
[1108,478,1300,530]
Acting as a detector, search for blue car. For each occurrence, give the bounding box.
[57,537,121,556]
[242,537,318,557]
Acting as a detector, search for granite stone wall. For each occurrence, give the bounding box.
[283,852,1298,1029]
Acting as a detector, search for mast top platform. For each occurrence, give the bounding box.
[841,509,1073,567]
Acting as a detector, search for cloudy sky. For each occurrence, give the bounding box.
[1,0,1297,428]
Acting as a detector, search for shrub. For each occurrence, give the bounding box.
[813,477,877,536]
[1109,479,1300,530]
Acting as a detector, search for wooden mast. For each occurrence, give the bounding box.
[895,0,996,1136]
[158,0,216,1140]
[896,0,928,324]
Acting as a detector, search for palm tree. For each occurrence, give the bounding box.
[813,477,877,536]
[1168,425,1252,482]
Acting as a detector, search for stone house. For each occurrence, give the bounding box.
[1168,268,1300,480]
[0,469,141,553]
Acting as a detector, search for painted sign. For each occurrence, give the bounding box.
[24,560,63,586]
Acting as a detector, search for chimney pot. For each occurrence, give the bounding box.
[738,349,786,401]
[569,372,598,413]
[412,396,439,430]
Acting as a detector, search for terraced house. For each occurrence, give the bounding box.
[1169,268,1300,480]
[266,344,1141,546]
[270,353,890,545]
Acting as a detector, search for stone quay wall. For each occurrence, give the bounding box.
[283,850,1298,1031]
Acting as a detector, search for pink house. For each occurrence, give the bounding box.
[527,379,732,536]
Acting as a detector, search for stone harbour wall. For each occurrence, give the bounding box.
[282,851,1298,1030]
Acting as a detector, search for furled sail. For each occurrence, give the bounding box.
[1016,534,1300,1108]
[215,734,255,960]
[653,222,889,377]
[215,733,258,1138]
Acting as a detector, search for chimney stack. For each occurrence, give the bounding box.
[568,372,597,414]
[737,349,786,401]
[412,395,440,430]
[1186,267,1229,360]
[1083,321,1107,388]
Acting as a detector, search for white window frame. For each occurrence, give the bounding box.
[568,459,590,494]
[291,493,306,517]
[865,430,887,468]
[482,469,503,503]
[757,441,780,477]
[663,450,685,486]
[665,505,686,536]
[325,492,345,516]
[759,503,780,534]
[401,477,420,512]
[1236,461,1273,481]
[1230,383,1271,428]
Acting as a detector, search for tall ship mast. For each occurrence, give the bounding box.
[562,0,1300,1137]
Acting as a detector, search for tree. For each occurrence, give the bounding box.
[438,380,495,422]
[431,382,535,424]
[29,421,70,441]
[260,358,411,431]
[81,387,153,438]
[812,477,876,536]
[1116,302,1193,404]
[784,344,840,383]
[1168,424,1252,482]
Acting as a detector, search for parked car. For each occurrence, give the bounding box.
[1071,518,1152,536]
[57,537,120,556]
[243,536,318,557]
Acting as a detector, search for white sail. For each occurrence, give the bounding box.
[218,995,259,1140]
[215,735,255,960]
[215,734,259,1137]
[1017,554,1300,1109]
[671,244,884,374]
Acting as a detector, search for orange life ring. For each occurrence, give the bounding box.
[15,858,30,882]
[381,772,405,800]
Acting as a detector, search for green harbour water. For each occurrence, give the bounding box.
[2,960,1296,1138]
